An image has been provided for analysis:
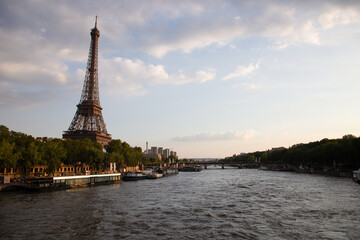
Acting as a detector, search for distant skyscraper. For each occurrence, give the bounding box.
[151,147,158,154]
[163,149,170,158]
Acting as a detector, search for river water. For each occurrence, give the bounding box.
[1,168,359,240]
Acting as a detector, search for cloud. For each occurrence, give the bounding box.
[134,1,353,57]
[172,129,256,142]
[100,57,215,96]
[243,83,261,90]
[0,4,89,107]
[268,43,290,50]
[1,0,360,106]
[2,1,360,61]
[0,62,68,85]
[143,23,246,58]
[223,63,259,81]
[319,6,360,29]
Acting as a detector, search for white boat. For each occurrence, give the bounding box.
[53,173,121,186]
[12,173,122,191]
[353,169,360,184]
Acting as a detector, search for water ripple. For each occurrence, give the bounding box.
[1,169,360,239]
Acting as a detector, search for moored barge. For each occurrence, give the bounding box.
[5,173,121,191]
[122,171,148,181]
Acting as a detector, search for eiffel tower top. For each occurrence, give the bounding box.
[91,16,100,37]
[79,16,100,106]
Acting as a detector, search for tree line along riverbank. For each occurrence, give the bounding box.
[0,125,181,178]
[0,125,146,177]
[221,135,360,177]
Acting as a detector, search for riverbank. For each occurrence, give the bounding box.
[0,168,181,191]
[259,164,353,178]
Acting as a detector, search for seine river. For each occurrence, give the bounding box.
[1,168,360,240]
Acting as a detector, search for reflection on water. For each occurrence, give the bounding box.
[1,169,360,239]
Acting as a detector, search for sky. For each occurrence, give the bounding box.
[1,0,360,158]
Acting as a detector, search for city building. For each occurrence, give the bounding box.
[151,147,158,155]
[163,148,170,158]
[142,143,179,161]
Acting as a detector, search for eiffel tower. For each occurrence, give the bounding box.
[63,17,111,146]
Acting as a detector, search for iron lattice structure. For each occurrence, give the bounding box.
[63,18,111,146]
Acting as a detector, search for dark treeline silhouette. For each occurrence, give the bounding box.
[221,135,360,173]
[0,125,143,175]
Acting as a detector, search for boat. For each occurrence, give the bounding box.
[178,166,202,172]
[147,172,164,179]
[53,173,121,187]
[122,171,148,181]
[163,168,179,176]
[2,173,122,191]
[146,168,164,179]
[353,169,360,183]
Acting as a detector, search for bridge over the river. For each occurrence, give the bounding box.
[185,161,259,169]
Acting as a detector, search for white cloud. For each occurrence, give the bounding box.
[223,63,260,81]
[268,43,290,50]
[2,1,360,62]
[135,1,329,57]
[100,57,216,96]
[243,83,260,90]
[144,23,245,58]
[172,129,256,142]
[138,1,360,57]
[319,7,360,29]
[2,0,360,106]
[0,62,68,85]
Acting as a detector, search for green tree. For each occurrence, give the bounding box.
[63,139,79,165]
[45,140,66,174]
[108,152,124,170]
[105,139,123,154]
[0,125,11,143]
[261,152,268,163]
[0,140,21,175]
[26,142,42,167]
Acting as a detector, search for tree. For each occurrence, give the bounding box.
[182,158,189,164]
[0,140,20,175]
[143,157,162,166]
[105,139,123,154]
[108,152,124,170]
[45,140,66,174]
[0,125,11,143]
[87,145,105,171]
[25,142,42,167]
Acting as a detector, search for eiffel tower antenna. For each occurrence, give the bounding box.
[63,17,112,146]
